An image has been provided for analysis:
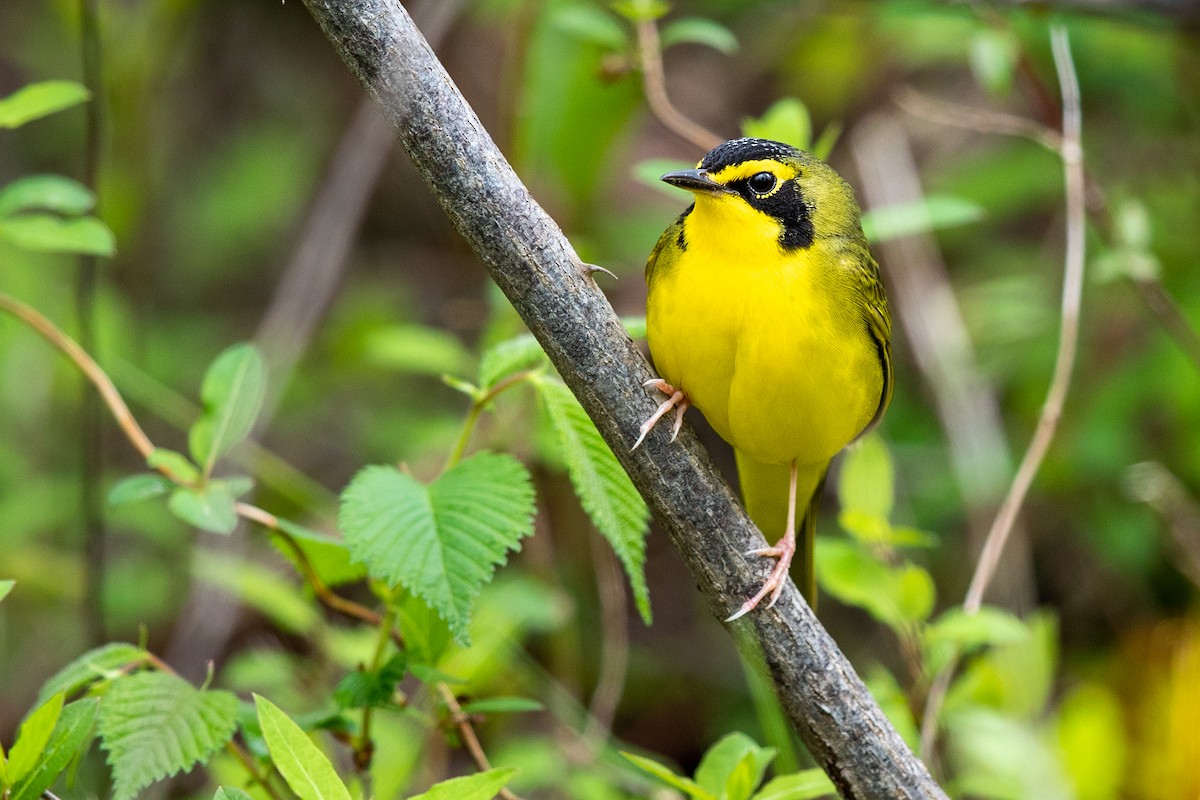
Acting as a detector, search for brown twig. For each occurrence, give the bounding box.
[437,683,526,800]
[894,85,1062,151]
[919,25,1087,759]
[0,293,155,460]
[635,17,722,152]
[580,532,630,753]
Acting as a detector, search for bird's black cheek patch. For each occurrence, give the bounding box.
[770,184,814,251]
[676,205,694,252]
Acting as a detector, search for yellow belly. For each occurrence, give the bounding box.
[646,243,881,468]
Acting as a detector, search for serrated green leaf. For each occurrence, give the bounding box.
[99,672,238,800]
[0,580,13,604]
[339,453,535,644]
[363,323,475,377]
[460,696,544,715]
[695,732,774,800]
[189,343,266,477]
[621,752,714,799]
[837,435,894,522]
[10,698,100,800]
[478,333,547,389]
[107,473,174,507]
[0,81,89,128]
[860,195,983,243]
[742,98,812,151]
[408,768,519,800]
[169,481,238,534]
[333,653,407,709]
[146,448,201,485]
[254,695,352,800]
[752,769,836,800]
[552,5,628,50]
[0,175,94,218]
[7,692,65,785]
[660,17,738,54]
[0,213,114,256]
[535,378,651,623]
[213,788,255,800]
[37,643,145,704]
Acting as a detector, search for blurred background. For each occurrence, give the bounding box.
[1,0,1199,797]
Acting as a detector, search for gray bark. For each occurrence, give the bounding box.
[299,1,948,797]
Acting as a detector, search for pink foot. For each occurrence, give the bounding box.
[632,379,689,450]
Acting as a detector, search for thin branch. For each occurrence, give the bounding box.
[299,2,946,796]
[437,683,526,800]
[894,85,1062,151]
[1131,277,1200,372]
[920,25,1087,759]
[0,293,155,460]
[635,17,722,152]
[580,532,630,753]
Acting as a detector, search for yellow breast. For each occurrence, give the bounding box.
[646,198,883,468]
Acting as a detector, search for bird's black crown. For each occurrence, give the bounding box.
[699,138,802,173]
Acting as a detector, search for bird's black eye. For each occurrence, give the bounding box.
[747,171,777,195]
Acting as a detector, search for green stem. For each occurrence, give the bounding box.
[443,369,540,471]
[355,605,397,779]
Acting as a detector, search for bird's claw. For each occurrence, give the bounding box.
[632,380,689,450]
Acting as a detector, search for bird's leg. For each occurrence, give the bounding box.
[632,379,689,450]
[726,460,799,622]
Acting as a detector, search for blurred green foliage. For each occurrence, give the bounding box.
[1,0,1199,798]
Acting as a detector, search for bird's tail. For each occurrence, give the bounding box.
[734,451,828,607]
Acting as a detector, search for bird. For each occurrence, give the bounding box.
[636,137,892,621]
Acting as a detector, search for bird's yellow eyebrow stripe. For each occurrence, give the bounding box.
[705,159,799,185]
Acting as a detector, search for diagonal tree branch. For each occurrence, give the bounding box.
[298,1,946,797]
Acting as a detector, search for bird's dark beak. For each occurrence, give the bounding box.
[660,168,732,195]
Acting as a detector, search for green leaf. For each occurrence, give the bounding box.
[363,323,475,377]
[408,768,519,800]
[333,653,407,709]
[146,448,201,485]
[752,769,836,800]
[695,732,775,800]
[610,0,669,23]
[213,788,255,800]
[339,452,536,644]
[633,158,697,197]
[460,696,544,715]
[969,29,1018,97]
[0,175,94,218]
[169,481,238,534]
[814,540,934,630]
[0,213,114,256]
[837,435,893,522]
[7,692,65,785]
[189,343,266,477]
[0,580,12,604]
[860,195,983,243]
[254,695,352,800]
[99,671,238,800]
[622,752,714,799]
[478,333,547,390]
[660,17,738,54]
[742,98,812,151]
[924,606,1030,654]
[193,550,318,634]
[271,518,367,587]
[37,643,145,704]
[107,473,174,507]
[0,81,89,128]
[551,5,628,50]
[535,377,651,623]
[10,698,100,800]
